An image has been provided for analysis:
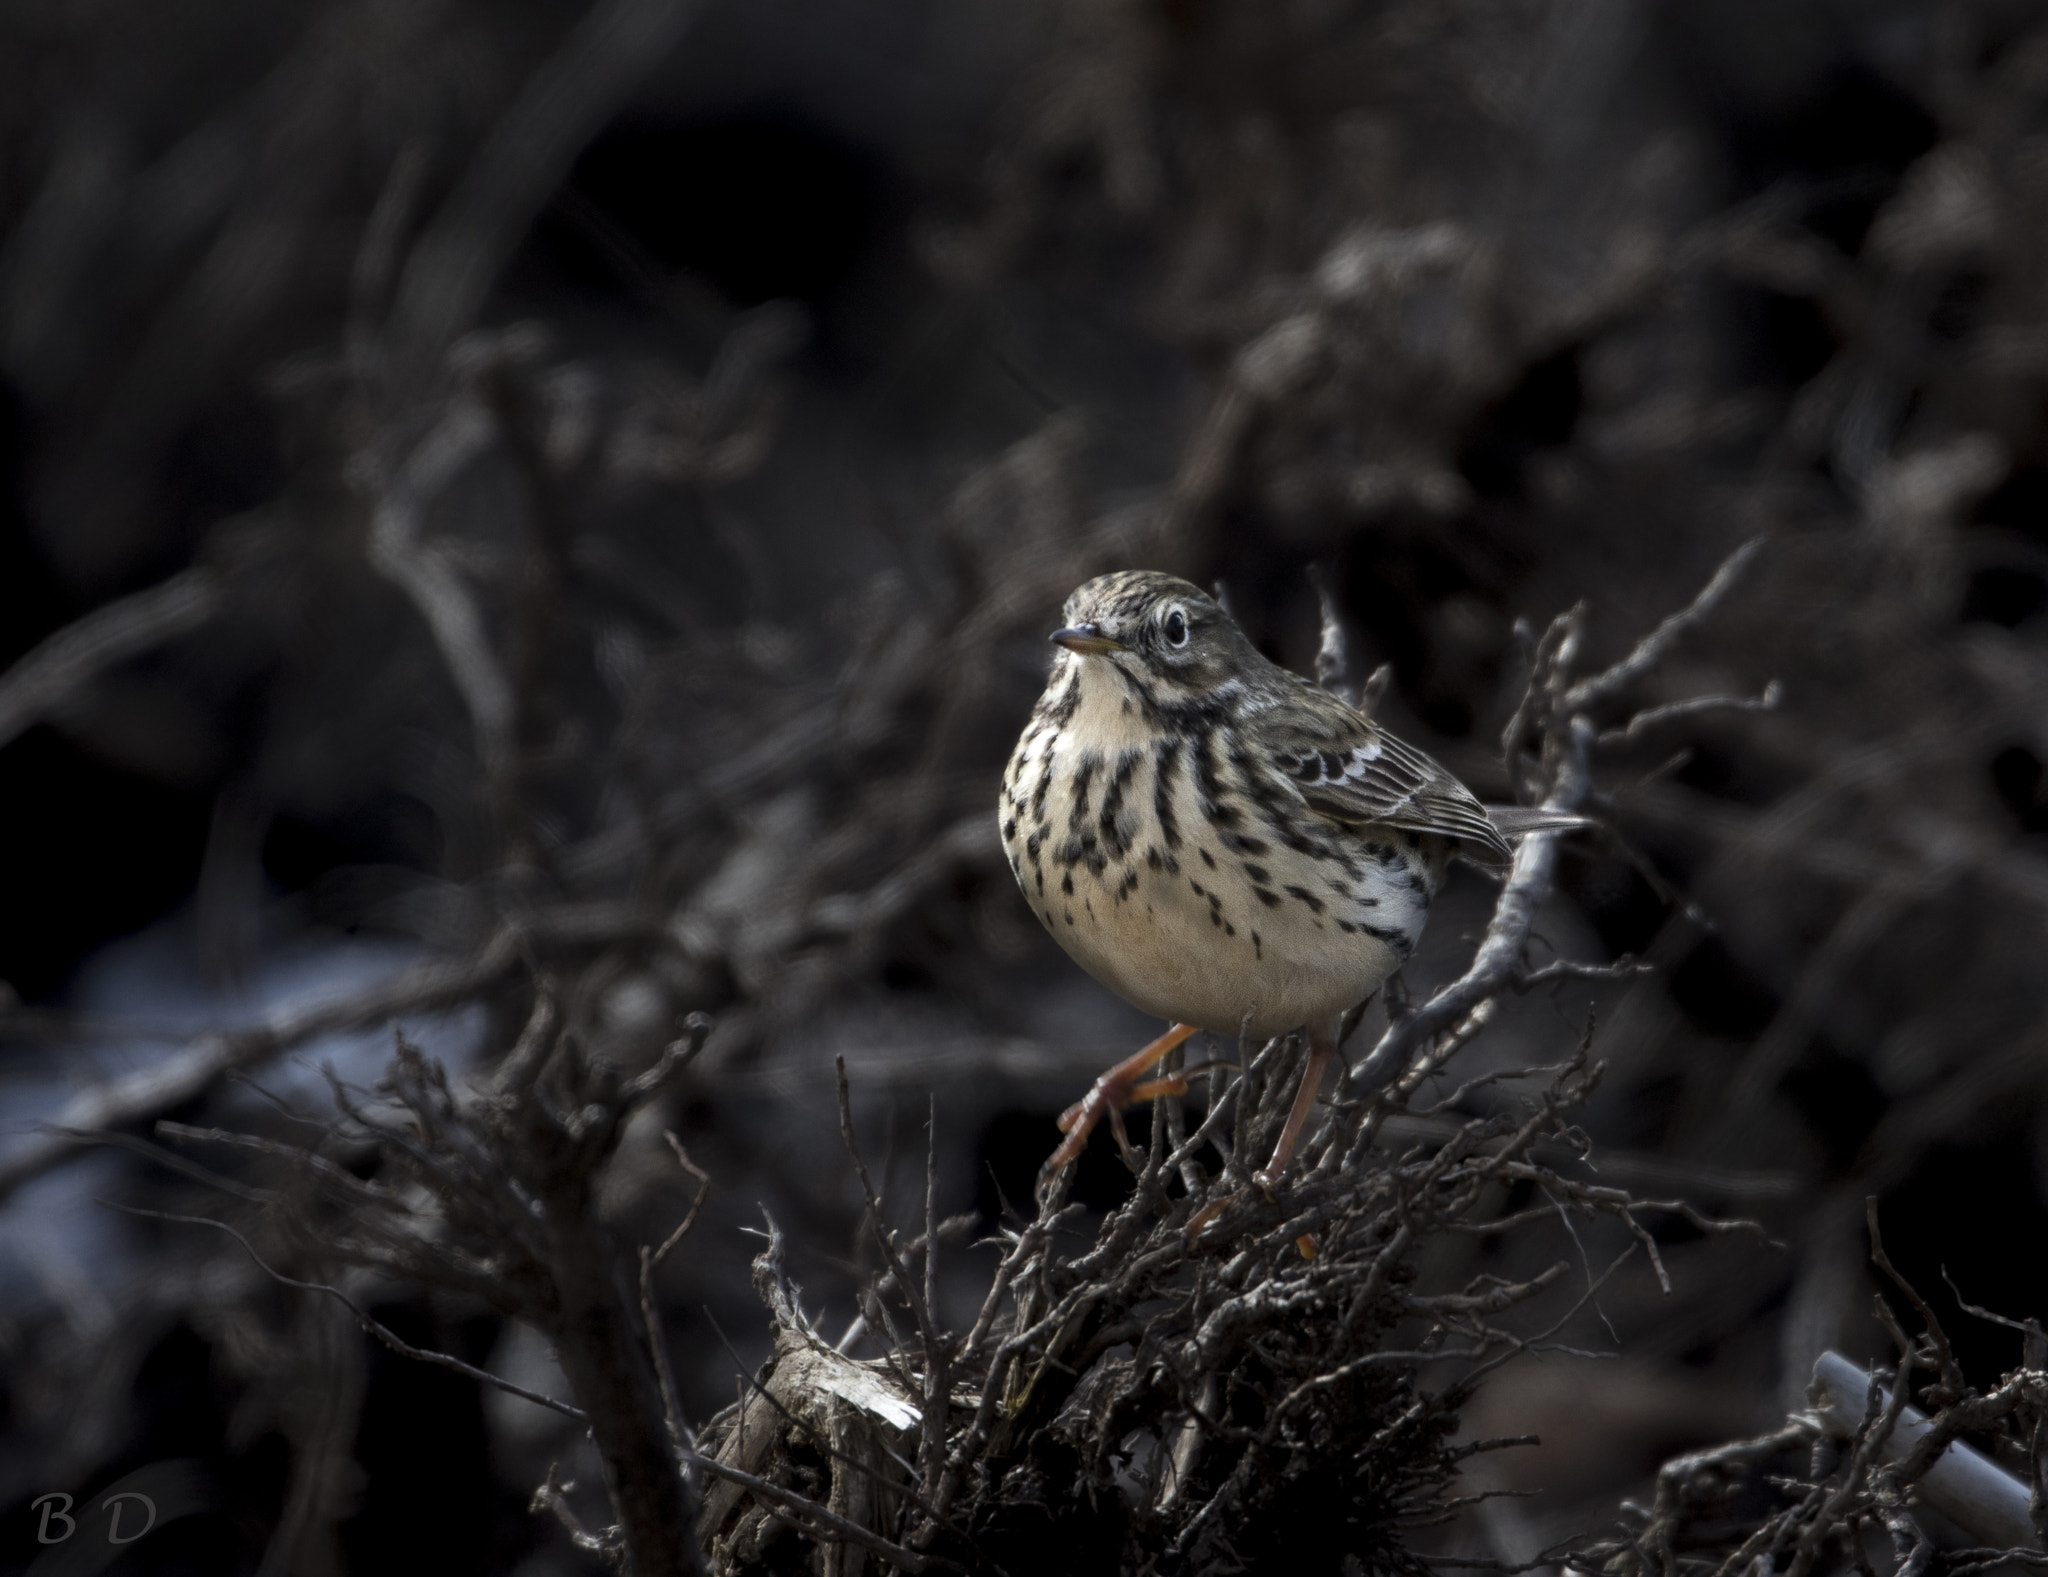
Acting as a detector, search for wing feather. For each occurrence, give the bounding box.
[1244,684,1513,864]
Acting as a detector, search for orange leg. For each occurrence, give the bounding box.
[1255,1034,1336,1189]
[1047,1023,1200,1170]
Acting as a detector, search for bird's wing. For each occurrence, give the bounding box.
[1246,684,1514,864]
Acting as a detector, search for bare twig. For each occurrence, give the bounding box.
[1563,537,1767,713]
[107,1202,589,1420]
[689,1451,934,1574]
[1810,1350,2042,1554]
[1348,716,1595,1093]
[1309,561,1362,709]
[364,397,518,784]
[384,0,705,385]
[1597,680,1782,745]
[0,929,519,1201]
[532,1464,621,1559]
[0,564,223,753]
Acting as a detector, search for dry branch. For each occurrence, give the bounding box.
[0,564,223,752]
[1811,1352,2042,1554]
[0,929,520,1202]
[1580,1219,2048,1577]
[383,0,705,386]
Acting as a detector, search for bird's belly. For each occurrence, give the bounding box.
[1055,878,1400,1040]
[999,723,1431,1039]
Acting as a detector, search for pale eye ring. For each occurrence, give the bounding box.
[1163,606,1189,647]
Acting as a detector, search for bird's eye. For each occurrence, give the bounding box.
[1164,607,1189,647]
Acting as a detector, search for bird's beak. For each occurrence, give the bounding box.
[1050,623,1124,655]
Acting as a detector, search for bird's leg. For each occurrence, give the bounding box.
[1048,1022,1199,1170]
[1186,1020,1349,1248]
[1255,1029,1338,1189]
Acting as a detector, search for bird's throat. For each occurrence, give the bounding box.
[1059,655,1163,756]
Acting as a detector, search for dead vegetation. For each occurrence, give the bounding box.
[4,0,2048,1574]
[92,545,1787,1574]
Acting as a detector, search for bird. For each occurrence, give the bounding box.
[999,569,1581,1186]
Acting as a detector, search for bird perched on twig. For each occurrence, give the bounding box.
[1000,570,1582,1185]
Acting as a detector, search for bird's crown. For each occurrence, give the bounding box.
[1058,570,1214,635]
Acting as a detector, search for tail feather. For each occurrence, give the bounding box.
[1482,805,1596,841]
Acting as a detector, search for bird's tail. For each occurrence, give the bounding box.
[1482,805,1596,842]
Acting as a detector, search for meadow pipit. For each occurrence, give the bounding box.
[1001,571,1580,1184]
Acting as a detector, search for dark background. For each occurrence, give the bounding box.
[3,0,2048,1571]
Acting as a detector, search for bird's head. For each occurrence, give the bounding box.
[1049,571,1257,699]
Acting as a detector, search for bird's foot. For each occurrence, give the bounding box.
[1045,1023,1198,1171]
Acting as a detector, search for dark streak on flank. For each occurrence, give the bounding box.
[1044,675,1080,728]
[1071,756,1098,822]
[1232,746,1339,861]
[1194,729,1240,827]
[1097,749,1140,859]
[1029,760,1052,825]
[1152,735,1184,851]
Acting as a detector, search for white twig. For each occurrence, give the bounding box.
[1597,680,1782,745]
[1564,536,1767,712]
[1514,955,1655,990]
[532,1465,620,1556]
[1309,563,1361,709]
[1348,717,1595,1092]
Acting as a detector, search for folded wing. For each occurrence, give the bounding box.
[1249,685,1514,865]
